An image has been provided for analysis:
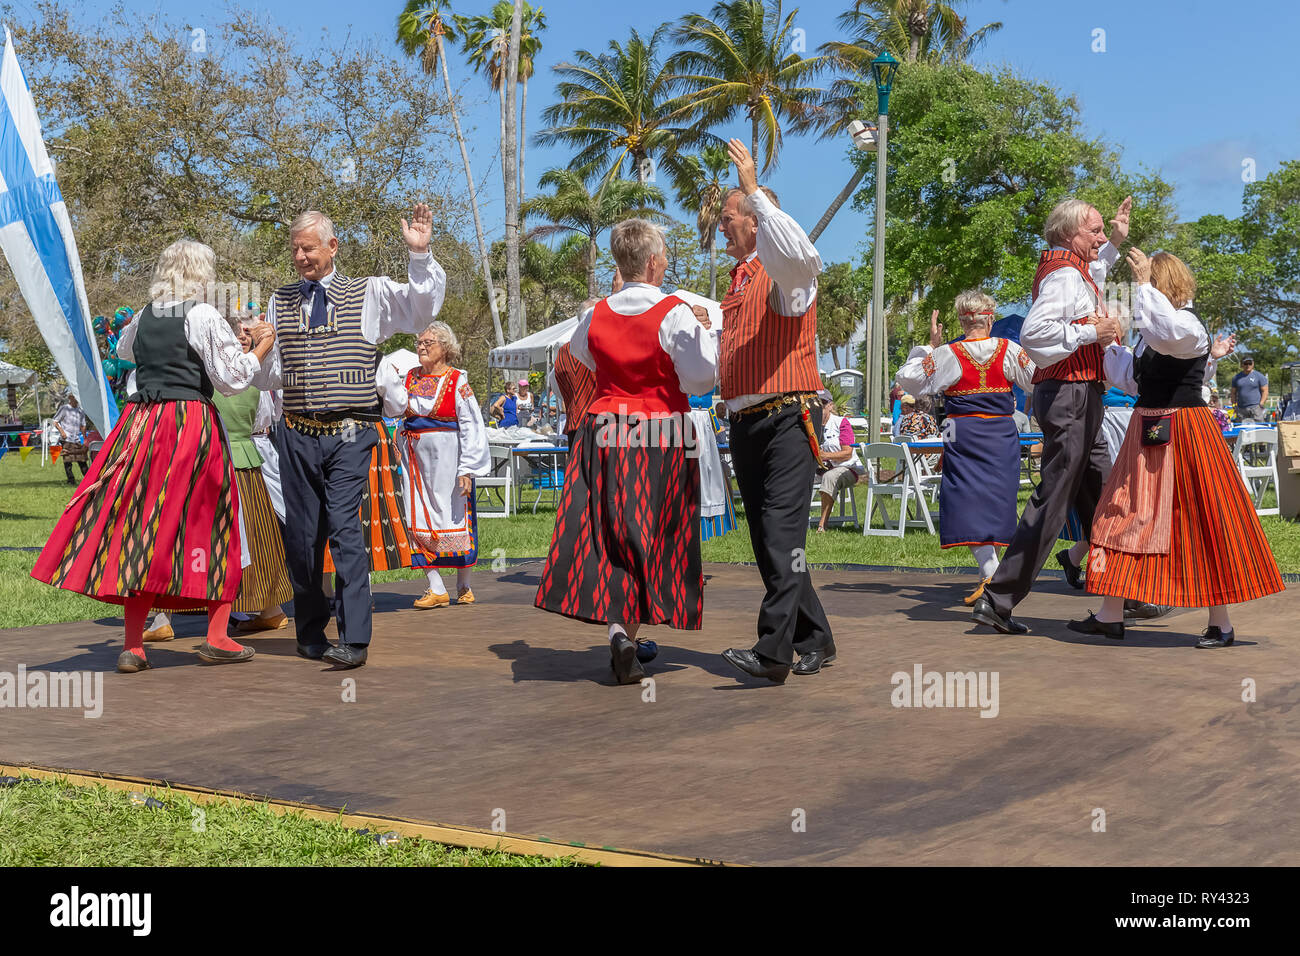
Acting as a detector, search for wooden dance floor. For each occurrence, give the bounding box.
[2,562,1296,865]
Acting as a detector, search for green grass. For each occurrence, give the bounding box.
[4,451,1297,629]
[0,775,580,866]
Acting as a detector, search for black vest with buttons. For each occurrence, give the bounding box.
[129,301,214,403]
[1134,305,1208,408]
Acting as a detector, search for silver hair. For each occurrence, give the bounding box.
[954,289,997,328]
[149,239,216,305]
[290,210,336,245]
[610,218,666,279]
[1043,198,1097,247]
[419,320,462,365]
[725,185,781,218]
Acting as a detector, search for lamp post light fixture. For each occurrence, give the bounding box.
[867,51,899,442]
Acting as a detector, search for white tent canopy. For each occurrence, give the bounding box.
[488,317,579,371]
[0,359,37,386]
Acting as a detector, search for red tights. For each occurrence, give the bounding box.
[122,594,244,659]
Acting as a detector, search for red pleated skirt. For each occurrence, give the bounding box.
[31,399,242,608]
[534,415,703,628]
[1086,405,1284,606]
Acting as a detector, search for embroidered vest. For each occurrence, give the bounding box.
[945,338,1015,417]
[273,274,377,414]
[1029,249,1105,384]
[719,256,821,399]
[552,341,597,433]
[403,366,460,424]
[587,295,690,417]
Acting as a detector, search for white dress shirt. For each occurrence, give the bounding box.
[1018,243,1119,369]
[569,282,718,397]
[116,303,263,396]
[1103,286,1217,396]
[251,251,447,390]
[724,189,824,412]
[895,336,1037,397]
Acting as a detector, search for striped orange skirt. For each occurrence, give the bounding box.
[232,468,292,612]
[323,423,414,574]
[1086,405,1284,606]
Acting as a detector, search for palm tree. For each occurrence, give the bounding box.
[670,143,731,298]
[522,167,669,299]
[456,0,546,208]
[536,25,707,188]
[395,0,505,347]
[670,0,829,174]
[521,235,589,323]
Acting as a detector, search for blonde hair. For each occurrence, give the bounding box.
[290,210,336,245]
[1149,252,1197,310]
[149,239,216,304]
[419,320,462,365]
[610,218,665,279]
[954,289,996,330]
[1043,199,1096,247]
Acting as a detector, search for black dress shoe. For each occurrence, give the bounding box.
[322,643,368,668]
[1123,600,1173,624]
[722,648,790,683]
[296,641,333,660]
[971,597,1029,634]
[610,635,646,685]
[1056,549,1084,590]
[1067,613,1125,640]
[793,644,837,675]
[1196,626,1235,649]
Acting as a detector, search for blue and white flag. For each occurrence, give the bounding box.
[0,27,116,435]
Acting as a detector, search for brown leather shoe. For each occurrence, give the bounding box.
[234,611,289,632]
[196,641,255,664]
[142,624,174,642]
[116,650,151,673]
[963,576,992,607]
[413,588,450,610]
[456,587,475,605]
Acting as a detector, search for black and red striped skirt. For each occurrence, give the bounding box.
[31,399,242,608]
[1086,405,1284,606]
[534,415,703,628]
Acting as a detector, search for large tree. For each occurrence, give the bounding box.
[670,0,829,174]
[537,25,705,188]
[396,0,505,346]
[521,168,668,299]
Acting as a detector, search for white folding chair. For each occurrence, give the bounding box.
[810,472,859,528]
[1233,427,1280,516]
[476,445,515,518]
[859,442,936,537]
[40,418,56,467]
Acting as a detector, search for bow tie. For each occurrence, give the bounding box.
[299,279,328,329]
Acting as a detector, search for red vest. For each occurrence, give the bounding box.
[403,366,460,419]
[1029,249,1105,384]
[552,341,597,432]
[586,295,689,417]
[719,256,821,399]
[947,338,1012,395]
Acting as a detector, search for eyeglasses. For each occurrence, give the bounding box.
[416,340,438,350]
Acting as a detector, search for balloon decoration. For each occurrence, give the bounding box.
[98,305,137,405]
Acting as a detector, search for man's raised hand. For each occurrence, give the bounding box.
[401,202,433,254]
[1109,195,1133,248]
[929,309,943,349]
[727,138,759,196]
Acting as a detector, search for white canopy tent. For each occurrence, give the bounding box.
[488,317,580,372]
[1,358,42,424]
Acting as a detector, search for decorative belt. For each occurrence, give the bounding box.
[283,411,369,437]
[730,392,815,420]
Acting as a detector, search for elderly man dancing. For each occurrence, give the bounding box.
[715,139,834,682]
[970,197,1129,633]
[253,205,446,668]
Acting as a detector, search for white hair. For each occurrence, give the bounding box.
[1043,199,1097,248]
[149,239,216,305]
[290,210,336,245]
[419,320,462,365]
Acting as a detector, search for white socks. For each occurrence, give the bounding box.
[425,569,448,596]
[1208,605,1231,630]
[1096,595,1125,623]
[971,545,999,580]
[1068,540,1089,565]
[149,611,170,631]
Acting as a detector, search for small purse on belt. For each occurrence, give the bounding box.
[1141,413,1172,446]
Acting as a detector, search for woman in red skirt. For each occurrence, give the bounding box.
[534,219,718,684]
[1070,249,1284,646]
[31,240,276,672]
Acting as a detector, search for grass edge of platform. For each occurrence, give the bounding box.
[0,762,737,868]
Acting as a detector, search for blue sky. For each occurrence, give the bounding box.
[16,0,1300,267]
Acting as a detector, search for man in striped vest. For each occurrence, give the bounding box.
[252,205,447,667]
[971,197,1128,633]
[715,139,835,683]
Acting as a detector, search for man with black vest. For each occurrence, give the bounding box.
[254,205,445,667]
[715,139,834,683]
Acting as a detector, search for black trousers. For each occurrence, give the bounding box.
[985,380,1111,616]
[275,422,379,647]
[729,401,833,664]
